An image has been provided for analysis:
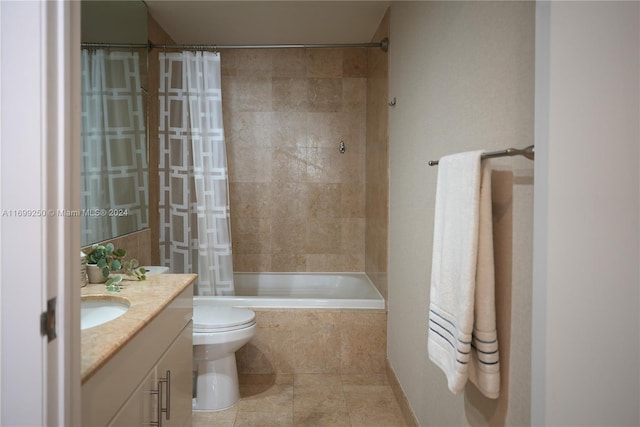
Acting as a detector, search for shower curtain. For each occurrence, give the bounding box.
[80,49,148,245]
[158,51,235,296]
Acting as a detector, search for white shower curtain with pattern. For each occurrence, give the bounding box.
[158,51,235,296]
[80,49,148,246]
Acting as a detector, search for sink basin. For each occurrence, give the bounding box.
[141,266,170,275]
[81,297,130,330]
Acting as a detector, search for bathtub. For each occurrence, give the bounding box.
[195,272,385,309]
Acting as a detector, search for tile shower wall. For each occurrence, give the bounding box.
[221,48,367,272]
[236,309,388,375]
[365,10,390,300]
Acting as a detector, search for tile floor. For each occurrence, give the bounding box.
[193,373,408,427]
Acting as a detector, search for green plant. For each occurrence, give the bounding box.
[85,243,124,277]
[84,243,147,291]
[122,258,147,281]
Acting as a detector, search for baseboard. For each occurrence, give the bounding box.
[386,359,419,427]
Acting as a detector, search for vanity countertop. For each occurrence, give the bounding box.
[81,274,196,384]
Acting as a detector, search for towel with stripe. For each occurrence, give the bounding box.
[427,150,500,399]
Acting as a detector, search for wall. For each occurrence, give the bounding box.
[532,2,640,425]
[81,1,147,44]
[365,10,390,300]
[221,48,368,272]
[387,2,535,425]
[236,309,387,375]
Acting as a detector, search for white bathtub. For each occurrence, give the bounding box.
[195,272,385,309]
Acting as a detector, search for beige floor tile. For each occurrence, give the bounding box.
[234,410,293,427]
[194,373,410,427]
[293,410,351,426]
[344,384,407,427]
[293,383,347,413]
[344,385,405,427]
[192,407,237,427]
[295,373,342,386]
[349,414,407,427]
[238,384,293,412]
[341,373,389,385]
[239,373,294,385]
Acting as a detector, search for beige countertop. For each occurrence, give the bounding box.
[81,274,196,384]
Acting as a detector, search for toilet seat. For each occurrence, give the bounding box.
[193,305,256,333]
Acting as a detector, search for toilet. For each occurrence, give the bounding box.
[192,305,256,411]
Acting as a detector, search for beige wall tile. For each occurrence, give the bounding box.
[343,78,367,113]
[340,311,387,374]
[307,49,343,78]
[270,253,307,272]
[222,49,273,78]
[273,50,307,78]
[148,19,382,277]
[231,217,271,255]
[343,48,368,77]
[230,183,272,217]
[364,11,390,299]
[308,78,342,112]
[233,254,272,272]
[292,310,341,373]
[223,47,374,273]
[224,77,272,112]
[237,309,387,376]
[228,146,272,183]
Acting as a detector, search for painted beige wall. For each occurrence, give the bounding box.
[532,2,640,425]
[81,1,147,44]
[387,2,535,425]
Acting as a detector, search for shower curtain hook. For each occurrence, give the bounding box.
[339,140,346,154]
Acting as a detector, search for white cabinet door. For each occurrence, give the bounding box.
[156,322,193,427]
[107,368,157,427]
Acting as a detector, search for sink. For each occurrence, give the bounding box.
[81,297,130,330]
[141,266,170,275]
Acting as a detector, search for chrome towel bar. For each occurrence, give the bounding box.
[428,145,535,166]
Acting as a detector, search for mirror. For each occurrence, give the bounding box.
[80,1,149,246]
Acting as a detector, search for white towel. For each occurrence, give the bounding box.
[427,150,500,399]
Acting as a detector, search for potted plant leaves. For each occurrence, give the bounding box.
[84,243,147,291]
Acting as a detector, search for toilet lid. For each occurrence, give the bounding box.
[193,306,256,331]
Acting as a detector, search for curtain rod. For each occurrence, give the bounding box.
[428,145,535,166]
[82,38,389,52]
[81,42,149,49]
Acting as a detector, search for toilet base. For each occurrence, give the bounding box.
[193,354,240,411]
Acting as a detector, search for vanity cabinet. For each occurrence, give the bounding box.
[106,323,192,427]
[106,367,155,426]
[82,282,193,427]
[155,324,193,427]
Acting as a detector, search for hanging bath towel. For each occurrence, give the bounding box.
[427,150,500,399]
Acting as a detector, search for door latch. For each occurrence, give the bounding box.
[40,297,57,342]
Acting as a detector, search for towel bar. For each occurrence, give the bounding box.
[428,145,535,166]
